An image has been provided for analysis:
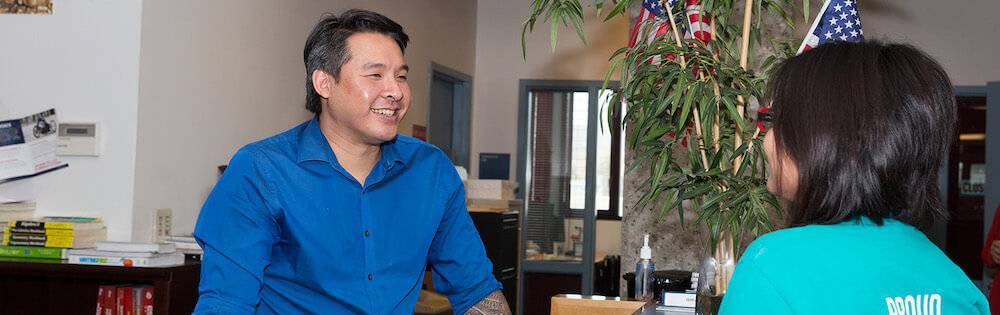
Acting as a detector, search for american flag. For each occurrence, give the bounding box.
[683,0,711,43]
[798,0,864,53]
[629,0,712,47]
[628,0,676,48]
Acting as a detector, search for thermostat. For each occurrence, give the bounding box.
[57,122,100,156]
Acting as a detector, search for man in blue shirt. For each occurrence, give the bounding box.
[192,9,509,314]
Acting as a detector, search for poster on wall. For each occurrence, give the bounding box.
[0,108,68,184]
[412,125,427,141]
[0,0,52,14]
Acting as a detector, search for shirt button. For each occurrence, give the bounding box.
[364,230,370,237]
[368,274,373,281]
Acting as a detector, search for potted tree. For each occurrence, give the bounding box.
[522,0,804,312]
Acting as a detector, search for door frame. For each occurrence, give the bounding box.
[955,84,1000,287]
[983,83,1000,287]
[427,62,473,168]
[515,80,619,314]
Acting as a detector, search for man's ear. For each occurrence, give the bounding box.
[312,69,334,99]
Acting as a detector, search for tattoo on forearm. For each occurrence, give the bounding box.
[465,290,512,315]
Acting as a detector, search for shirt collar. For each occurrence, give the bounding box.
[296,116,406,169]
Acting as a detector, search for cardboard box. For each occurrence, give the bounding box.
[464,180,514,200]
[467,199,511,212]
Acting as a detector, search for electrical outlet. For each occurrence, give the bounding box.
[154,208,173,242]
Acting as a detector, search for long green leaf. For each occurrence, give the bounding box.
[803,0,810,23]
[550,8,560,52]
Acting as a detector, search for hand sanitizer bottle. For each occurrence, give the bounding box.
[634,234,655,300]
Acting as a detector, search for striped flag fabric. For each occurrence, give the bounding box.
[798,0,864,54]
[628,0,676,48]
[629,0,713,47]
[683,0,711,43]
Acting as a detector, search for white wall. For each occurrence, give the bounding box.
[472,0,630,182]
[132,0,478,241]
[0,1,143,241]
[860,0,1000,86]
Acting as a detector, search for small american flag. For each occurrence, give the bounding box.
[629,0,713,47]
[683,0,711,43]
[628,0,676,48]
[798,0,864,54]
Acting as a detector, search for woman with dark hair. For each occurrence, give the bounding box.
[719,41,988,314]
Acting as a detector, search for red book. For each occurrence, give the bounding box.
[101,285,116,315]
[96,286,106,315]
[139,286,154,315]
[116,286,134,315]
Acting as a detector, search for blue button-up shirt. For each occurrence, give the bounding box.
[192,117,500,314]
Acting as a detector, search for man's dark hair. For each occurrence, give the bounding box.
[302,9,409,114]
[767,41,956,230]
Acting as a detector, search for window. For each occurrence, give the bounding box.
[597,89,625,220]
[518,81,624,262]
[520,82,624,224]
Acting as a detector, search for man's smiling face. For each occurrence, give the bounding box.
[322,32,410,144]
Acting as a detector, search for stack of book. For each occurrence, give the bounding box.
[0,202,49,259]
[1,217,106,259]
[0,201,36,223]
[0,244,68,260]
[657,272,699,314]
[68,241,184,267]
[96,284,154,315]
[165,235,203,262]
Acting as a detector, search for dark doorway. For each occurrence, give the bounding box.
[427,64,471,168]
[945,95,987,280]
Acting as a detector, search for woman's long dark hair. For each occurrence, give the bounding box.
[767,41,956,230]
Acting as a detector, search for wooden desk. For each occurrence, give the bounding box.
[0,258,200,315]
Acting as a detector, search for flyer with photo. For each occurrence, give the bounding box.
[0,108,68,183]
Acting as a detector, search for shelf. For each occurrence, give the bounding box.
[0,258,200,315]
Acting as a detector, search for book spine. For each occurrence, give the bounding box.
[96,286,105,315]
[103,285,116,315]
[116,286,125,315]
[70,255,124,266]
[132,287,142,315]
[69,255,155,267]
[0,245,66,259]
[11,220,74,230]
[5,238,73,248]
[5,227,75,236]
[140,286,154,315]
[117,286,134,315]
[8,233,75,242]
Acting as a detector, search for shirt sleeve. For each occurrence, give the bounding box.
[192,147,280,314]
[718,257,794,315]
[426,160,502,314]
[982,204,1000,267]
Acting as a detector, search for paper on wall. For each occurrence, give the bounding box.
[0,108,67,185]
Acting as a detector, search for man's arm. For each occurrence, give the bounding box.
[465,290,511,315]
[192,148,280,314]
[426,154,504,314]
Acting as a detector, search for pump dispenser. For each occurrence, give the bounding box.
[634,234,656,300]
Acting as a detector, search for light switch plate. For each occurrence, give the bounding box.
[154,208,172,242]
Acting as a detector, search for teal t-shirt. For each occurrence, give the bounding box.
[719,217,988,315]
